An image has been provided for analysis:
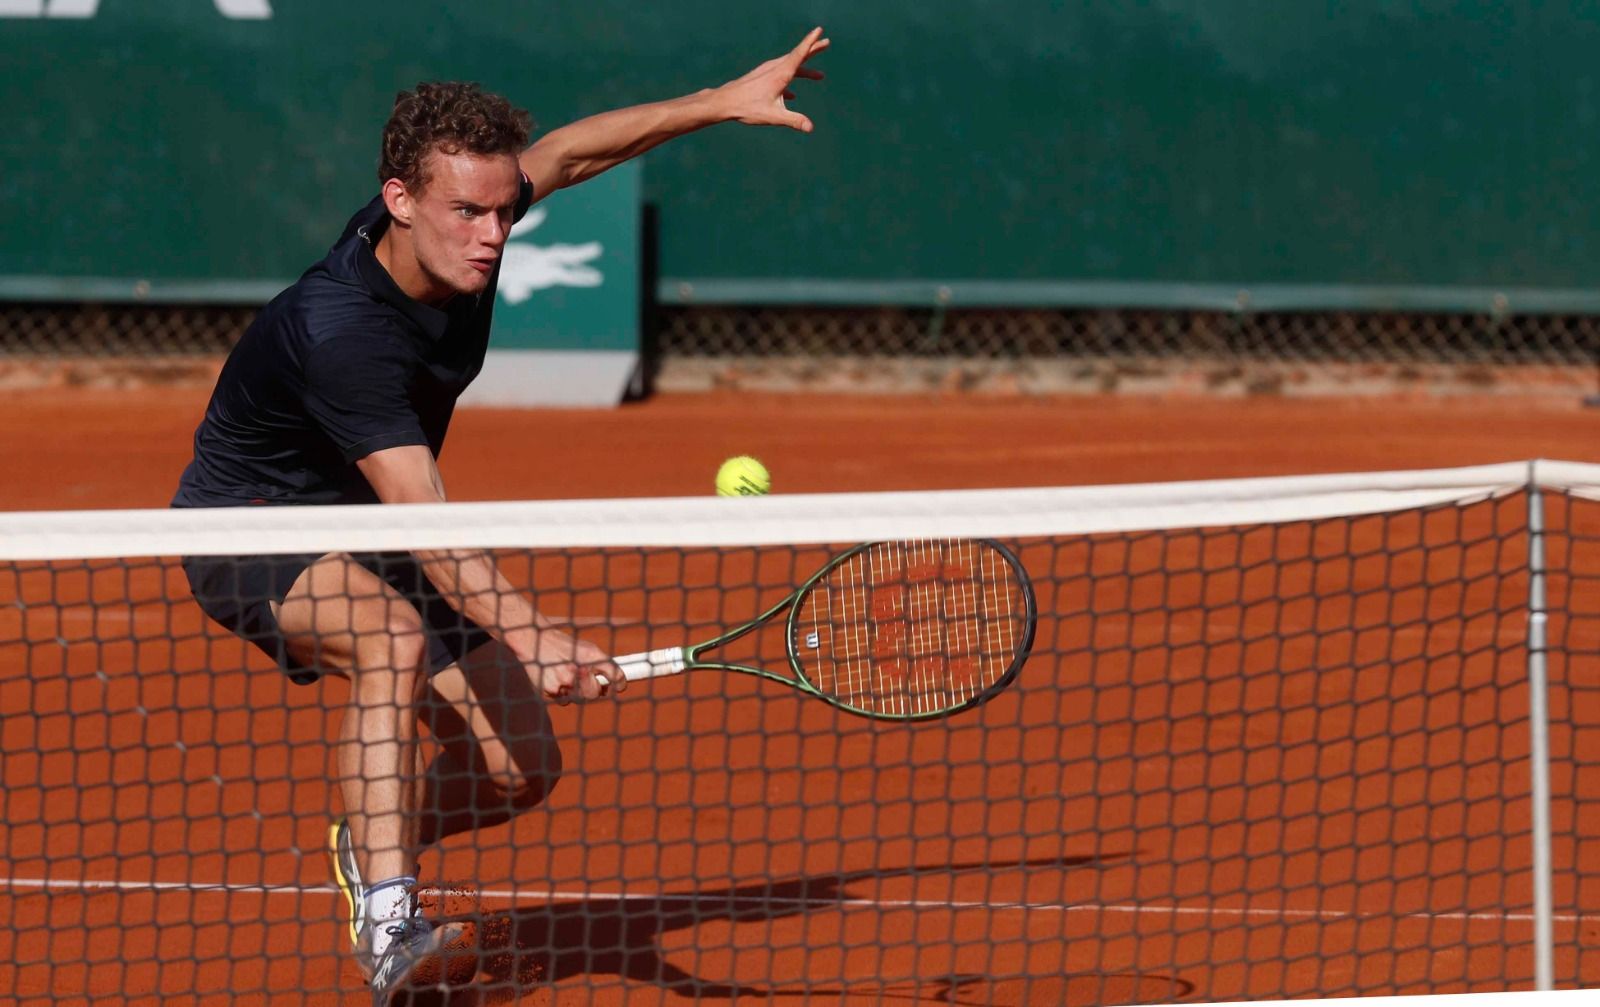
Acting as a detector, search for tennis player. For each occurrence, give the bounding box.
[171,28,828,1003]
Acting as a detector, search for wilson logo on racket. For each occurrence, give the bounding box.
[606,539,1037,721]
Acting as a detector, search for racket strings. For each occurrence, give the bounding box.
[796,539,1028,717]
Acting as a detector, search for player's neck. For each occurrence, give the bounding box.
[373,226,454,307]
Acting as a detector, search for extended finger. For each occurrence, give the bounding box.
[791,26,824,58]
[802,36,831,61]
[795,67,824,81]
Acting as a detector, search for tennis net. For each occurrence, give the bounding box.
[2,460,1600,1005]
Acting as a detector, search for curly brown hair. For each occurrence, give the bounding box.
[379,82,532,192]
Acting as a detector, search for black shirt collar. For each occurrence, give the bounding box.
[353,215,452,342]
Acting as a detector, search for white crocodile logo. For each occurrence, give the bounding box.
[497,207,604,306]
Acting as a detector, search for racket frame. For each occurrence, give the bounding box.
[617,539,1037,721]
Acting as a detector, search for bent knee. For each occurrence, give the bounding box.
[494,738,563,805]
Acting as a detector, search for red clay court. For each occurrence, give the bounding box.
[3,389,1599,1005]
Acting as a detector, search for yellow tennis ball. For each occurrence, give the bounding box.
[716,455,771,497]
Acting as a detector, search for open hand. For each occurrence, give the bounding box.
[717,26,830,132]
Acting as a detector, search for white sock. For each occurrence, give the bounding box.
[364,876,417,957]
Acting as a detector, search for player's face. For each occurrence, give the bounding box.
[405,150,522,299]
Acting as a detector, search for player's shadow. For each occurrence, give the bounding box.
[396,852,1184,1006]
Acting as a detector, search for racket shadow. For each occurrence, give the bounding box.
[400,852,1135,1006]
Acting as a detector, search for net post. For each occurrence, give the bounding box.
[1525,464,1555,991]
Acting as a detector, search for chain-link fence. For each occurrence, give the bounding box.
[0,303,254,356]
[651,306,1600,396]
[5,301,1600,396]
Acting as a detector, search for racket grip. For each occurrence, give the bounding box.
[607,646,688,684]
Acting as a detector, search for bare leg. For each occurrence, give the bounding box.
[274,554,430,886]
[276,563,562,873]
[415,639,564,848]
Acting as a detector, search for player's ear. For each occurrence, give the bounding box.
[381,177,413,225]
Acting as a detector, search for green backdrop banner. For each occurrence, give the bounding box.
[4,2,1600,310]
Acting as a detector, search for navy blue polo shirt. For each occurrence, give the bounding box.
[173,180,533,508]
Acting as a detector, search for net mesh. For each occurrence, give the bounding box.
[4,302,1600,395]
[0,467,1596,1004]
[1545,489,1600,986]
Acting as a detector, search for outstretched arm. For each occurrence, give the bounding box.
[520,26,829,199]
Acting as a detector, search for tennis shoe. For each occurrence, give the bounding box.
[328,817,366,953]
[363,914,455,1006]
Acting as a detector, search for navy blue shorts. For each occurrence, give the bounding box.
[181,551,493,685]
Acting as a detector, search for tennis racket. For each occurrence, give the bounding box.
[607,538,1036,721]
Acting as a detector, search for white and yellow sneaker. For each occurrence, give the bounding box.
[361,913,455,1006]
[328,818,367,958]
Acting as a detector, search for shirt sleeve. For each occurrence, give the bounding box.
[301,334,429,463]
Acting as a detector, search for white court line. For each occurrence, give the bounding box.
[0,875,1591,926]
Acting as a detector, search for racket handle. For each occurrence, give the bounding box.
[607,646,688,684]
